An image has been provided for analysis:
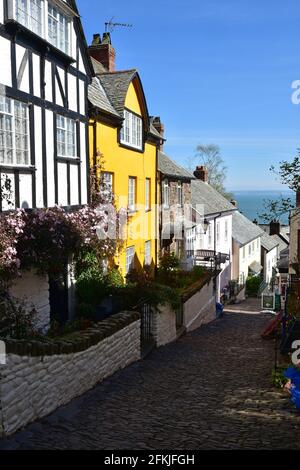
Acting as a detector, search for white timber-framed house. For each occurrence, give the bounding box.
[0,0,92,329]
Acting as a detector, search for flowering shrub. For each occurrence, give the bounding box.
[0,210,25,282]
[15,205,119,277]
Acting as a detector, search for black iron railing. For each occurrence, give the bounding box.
[137,301,156,358]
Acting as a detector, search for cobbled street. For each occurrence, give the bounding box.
[1,309,300,450]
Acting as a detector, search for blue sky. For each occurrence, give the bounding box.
[78,0,300,190]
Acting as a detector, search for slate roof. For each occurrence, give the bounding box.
[191,179,236,216]
[232,211,264,246]
[97,70,138,116]
[88,77,120,118]
[260,231,280,252]
[158,152,193,179]
[90,57,108,75]
[272,234,289,254]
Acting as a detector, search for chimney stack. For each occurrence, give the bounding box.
[230,199,238,208]
[151,116,165,151]
[297,188,300,208]
[194,166,209,183]
[89,32,116,72]
[270,220,280,236]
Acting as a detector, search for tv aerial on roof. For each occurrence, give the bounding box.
[105,17,133,33]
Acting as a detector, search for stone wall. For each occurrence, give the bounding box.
[0,311,140,437]
[152,304,177,347]
[151,275,216,347]
[183,280,216,332]
[10,270,50,333]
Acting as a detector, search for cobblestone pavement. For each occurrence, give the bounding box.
[1,310,300,450]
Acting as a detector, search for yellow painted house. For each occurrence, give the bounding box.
[88,33,162,278]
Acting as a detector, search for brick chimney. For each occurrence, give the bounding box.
[89,32,116,72]
[194,166,209,183]
[151,116,165,151]
[297,188,300,207]
[270,220,280,236]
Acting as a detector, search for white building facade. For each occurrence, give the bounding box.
[232,211,264,286]
[188,170,236,302]
[0,0,92,329]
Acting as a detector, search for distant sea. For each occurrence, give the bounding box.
[231,190,296,225]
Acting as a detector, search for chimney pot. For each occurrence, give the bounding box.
[270,220,280,236]
[89,32,116,72]
[194,166,209,183]
[151,116,165,151]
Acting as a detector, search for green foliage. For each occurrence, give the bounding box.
[0,294,38,339]
[259,153,300,222]
[259,197,294,223]
[270,153,300,192]
[47,317,93,338]
[159,252,180,272]
[191,144,233,199]
[246,276,261,296]
[271,367,289,389]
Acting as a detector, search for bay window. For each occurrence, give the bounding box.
[57,115,76,158]
[15,0,43,36]
[10,1,71,56]
[48,3,70,54]
[120,110,143,150]
[0,96,30,166]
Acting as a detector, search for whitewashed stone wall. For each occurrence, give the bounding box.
[151,278,216,347]
[10,270,50,333]
[152,304,177,347]
[0,316,140,437]
[183,281,216,332]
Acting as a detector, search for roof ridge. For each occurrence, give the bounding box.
[98,69,137,76]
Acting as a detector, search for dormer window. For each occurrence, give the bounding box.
[8,1,72,56]
[120,110,143,150]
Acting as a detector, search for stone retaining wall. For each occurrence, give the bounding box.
[151,275,216,346]
[0,311,140,437]
[184,280,216,332]
[152,304,177,347]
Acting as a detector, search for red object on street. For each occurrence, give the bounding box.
[261,312,283,339]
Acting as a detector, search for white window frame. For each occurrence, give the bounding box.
[145,178,150,211]
[128,176,136,212]
[163,178,169,209]
[13,0,44,36]
[0,96,30,167]
[47,2,71,55]
[120,110,143,150]
[125,246,135,274]
[208,223,212,248]
[144,240,151,266]
[177,180,183,206]
[216,221,220,245]
[56,115,76,159]
[9,1,72,56]
[101,171,114,201]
